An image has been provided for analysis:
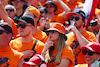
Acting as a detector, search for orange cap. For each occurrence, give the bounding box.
[26,6,40,17]
[47,23,66,34]
[47,23,67,40]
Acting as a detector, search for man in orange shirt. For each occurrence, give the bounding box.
[10,15,45,61]
[43,0,60,22]
[0,3,48,43]
[39,0,81,14]
[0,22,24,67]
[23,6,48,43]
[66,9,96,65]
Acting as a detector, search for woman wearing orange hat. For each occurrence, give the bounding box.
[41,23,74,67]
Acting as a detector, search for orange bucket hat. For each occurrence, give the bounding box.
[47,23,67,40]
[26,6,40,17]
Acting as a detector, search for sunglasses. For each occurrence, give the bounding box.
[82,50,99,56]
[46,30,57,36]
[0,30,7,34]
[5,9,14,12]
[89,21,97,26]
[40,11,45,14]
[70,16,81,21]
[16,24,32,29]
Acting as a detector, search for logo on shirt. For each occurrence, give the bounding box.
[0,57,9,67]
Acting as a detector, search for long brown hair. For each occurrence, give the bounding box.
[49,33,67,64]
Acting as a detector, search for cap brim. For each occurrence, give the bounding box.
[46,28,67,40]
[22,62,36,66]
[66,12,80,19]
[18,19,27,24]
[47,28,59,32]
[81,46,94,52]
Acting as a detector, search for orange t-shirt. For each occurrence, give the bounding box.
[58,13,68,24]
[66,31,96,65]
[47,46,74,67]
[10,37,45,55]
[32,30,48,43]
[49,14,60,23]
[0,46,24,67]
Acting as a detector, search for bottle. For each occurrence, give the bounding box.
[91,60,100,67]
[71,21,75,26]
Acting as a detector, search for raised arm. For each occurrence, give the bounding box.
[67,25,90,46]
[53,0,71,19]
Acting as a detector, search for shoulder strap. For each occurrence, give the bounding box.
[32,39,38,54]
[24,39,38,62]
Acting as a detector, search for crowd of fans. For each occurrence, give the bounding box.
[0,0,100,67]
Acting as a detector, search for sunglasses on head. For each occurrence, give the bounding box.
[5,9,14,12]
[0,30,8,34]
[70,16,81,21]
[46,30,57,36]
[16,24,32,29]
[82,50,99,56]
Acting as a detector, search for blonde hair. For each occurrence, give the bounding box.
[56,33,66,64]
[45,33,67,64]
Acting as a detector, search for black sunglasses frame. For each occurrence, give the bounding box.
[82,50,99,56]
[70,16,80,21]
[16,24,32,29]
[40,11,45,14]
[5,9,14,12]
[0,30,9,34]
[46,30,57,36]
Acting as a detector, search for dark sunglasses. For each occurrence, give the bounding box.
[82,50,99,56]
[46,30,57,36]
[70,16,80,21]
[40,11,45,14]
[89,21,97,26]
[16,24,32,29]
[0,30,7,34]
[5,9,14,12]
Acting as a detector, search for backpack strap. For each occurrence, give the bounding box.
[32,39,38,54]
[24,39,38,61]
